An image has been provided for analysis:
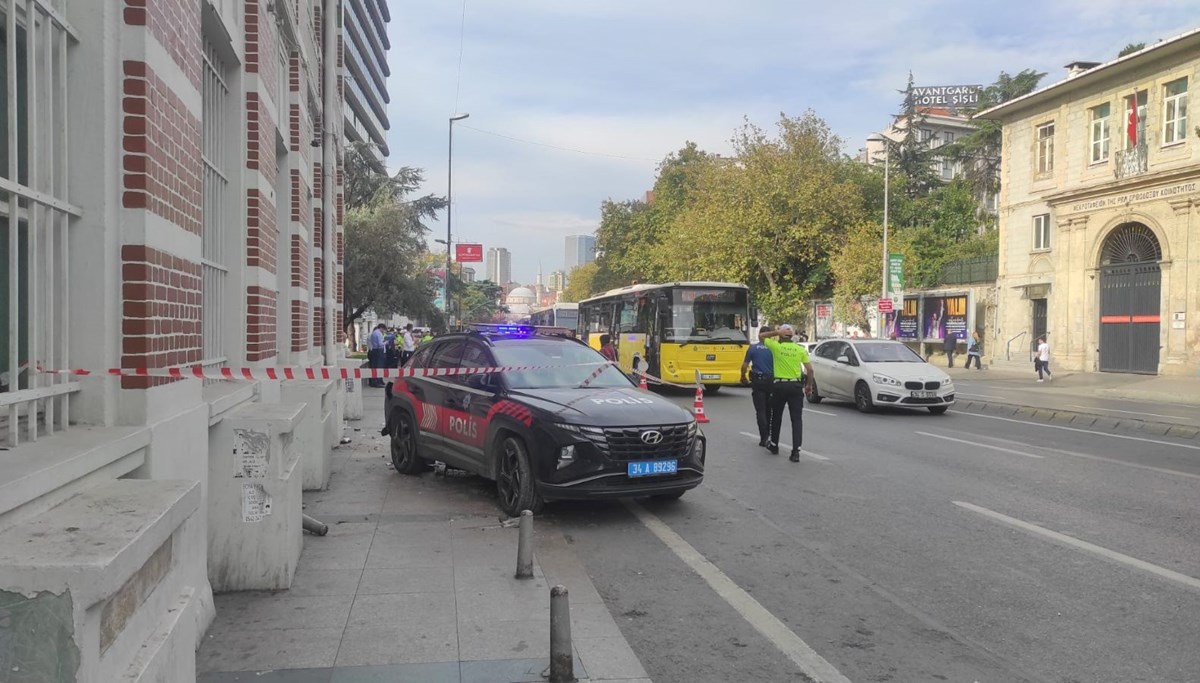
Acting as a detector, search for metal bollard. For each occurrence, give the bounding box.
[549,585,575,683]
[302,513,329,536]
[515,509,534,579]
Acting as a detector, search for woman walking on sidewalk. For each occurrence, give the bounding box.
[965,330,983,370]
[1035,335,1052,382]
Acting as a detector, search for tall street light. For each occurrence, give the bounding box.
[867,133,891,338]
[447,112,470,327]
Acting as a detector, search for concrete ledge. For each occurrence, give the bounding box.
[0,479,200,605]
[959,399,1200,441]
[0,426,151,527]
[281,379,338,490]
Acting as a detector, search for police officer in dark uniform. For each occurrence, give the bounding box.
[759,323,816,462]
[740,326,775,447]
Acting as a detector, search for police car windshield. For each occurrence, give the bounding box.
[491,339,631,389]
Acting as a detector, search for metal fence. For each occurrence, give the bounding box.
[938,256,998,285]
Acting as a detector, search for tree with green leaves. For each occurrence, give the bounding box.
[560,262,599,303]
[452,276,507,324]
[1119,42,1145,57]
[342,143,448,332]
[891,72,943,199]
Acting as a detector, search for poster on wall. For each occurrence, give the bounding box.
[923,295,968,340]
[896,297,920,340]
[814,302,835,340]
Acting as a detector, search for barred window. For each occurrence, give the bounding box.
[1,1,79,446]
[201,38,232,368]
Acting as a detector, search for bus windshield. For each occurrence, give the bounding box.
[667,288,749,344]
[556,309,579,331]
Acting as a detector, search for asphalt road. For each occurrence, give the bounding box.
[541,387,1200,683]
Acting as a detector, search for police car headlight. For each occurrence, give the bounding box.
[686,420,698,438]
[872,373,901,387]
[554,422,581,434]
[557,445,575,470]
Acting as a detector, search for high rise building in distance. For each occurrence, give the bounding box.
[548,270,567,292]
[344,0,391,161]
[564,235,596,270]
[486,247,512,285]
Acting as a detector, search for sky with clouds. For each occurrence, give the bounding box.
[385,1,1199,286]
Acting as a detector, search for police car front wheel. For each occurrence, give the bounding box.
[390,411,426,475]
[495,434,544,517]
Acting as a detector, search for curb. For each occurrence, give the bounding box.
[956,399,1200,441]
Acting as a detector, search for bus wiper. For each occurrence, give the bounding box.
[681,337,743,345]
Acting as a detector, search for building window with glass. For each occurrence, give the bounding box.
[1163,77,1188,145]
[1090,103,1110,164]
[1032,214,1051,251]
[1036,122,1054,174]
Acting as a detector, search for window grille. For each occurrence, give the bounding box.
[201,39,230,372]
[1,0,80,446]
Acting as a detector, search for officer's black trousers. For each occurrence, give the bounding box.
[768,381,805,451]
[750,378,773,443]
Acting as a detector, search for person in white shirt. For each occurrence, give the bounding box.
[1035,335,1052,382]
[400,323,416,366]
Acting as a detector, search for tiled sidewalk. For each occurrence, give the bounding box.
[197,398,649,683]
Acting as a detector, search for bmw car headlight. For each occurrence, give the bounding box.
[941,378,954,387]
[872,373,901,387]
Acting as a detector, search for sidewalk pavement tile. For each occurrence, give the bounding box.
[576,636,650,680]
[329,663,460,683]
[285,569,364,597]
[198,627,343,671]
[457,618,552,661]
[200,669,333,683]
[345,591,456,627]
[357,567,455,595]
[333,622,459,667]
[211,593,354,631]
[459,656,587,683]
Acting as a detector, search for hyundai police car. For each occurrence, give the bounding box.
[382,325,706,516]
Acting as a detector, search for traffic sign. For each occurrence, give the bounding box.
[877,298,894,313]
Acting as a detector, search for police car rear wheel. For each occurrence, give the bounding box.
[390,411,426,475]
[496,435,543,517]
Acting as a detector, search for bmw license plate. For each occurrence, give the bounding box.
[627,459,678,477]
[700,373,720,380]
[912,390,937,399]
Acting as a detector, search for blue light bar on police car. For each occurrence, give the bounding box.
[469,323,535,336]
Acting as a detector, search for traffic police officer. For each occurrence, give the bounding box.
[740,326,775,447]
[759,323,815,462]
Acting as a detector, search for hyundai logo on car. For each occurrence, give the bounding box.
[640,430,664,445]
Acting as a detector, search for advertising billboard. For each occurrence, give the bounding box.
[895,297,920,341]
[430,268,446,312]
[923,294,968,340]
[455,243,483,262]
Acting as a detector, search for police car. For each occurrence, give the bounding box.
[383,324,706,516]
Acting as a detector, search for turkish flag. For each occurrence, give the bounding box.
[1127,96,1139,146]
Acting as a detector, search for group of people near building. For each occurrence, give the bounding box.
[365,323,435,388]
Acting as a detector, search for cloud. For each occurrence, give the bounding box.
[383,1,1199,283]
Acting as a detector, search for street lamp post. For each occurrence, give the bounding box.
[867,134,891,338]
[447,112,470,327]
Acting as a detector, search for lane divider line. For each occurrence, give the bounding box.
[738,432,830,461]
[948,410,1200,452]
[914,432,1044,459]
[624,500,853,683]
[1065,404,1196,422]
[953,501,1200,593]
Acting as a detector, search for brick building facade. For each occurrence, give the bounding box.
[0,1,352,680]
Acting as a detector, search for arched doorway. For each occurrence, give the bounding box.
[1098,223,1162,374]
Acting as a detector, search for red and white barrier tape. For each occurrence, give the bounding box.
[632,367,701,389]
[34,361,608,381]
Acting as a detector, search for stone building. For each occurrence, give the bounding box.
[0,1,356,680]
[982,28,1199,375]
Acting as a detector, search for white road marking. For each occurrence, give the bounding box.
[738,433,831,461]
[1066,404,1196,421]
[914,431,1044,459]
[949,410,1200,451]
[805,407,838,416]
[953,501,1200,593]
[1037,445,1200,481]
[625,501,853,683]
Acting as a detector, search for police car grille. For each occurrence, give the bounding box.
[602,425,692,461]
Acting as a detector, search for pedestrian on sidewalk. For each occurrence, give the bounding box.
[740,326,775,447]
[399,323,416,366]
[758,324,816,462]
[366,323,387,387]
[942,331,958,368]
[965,330,983,370]
[1035,335,1052,382]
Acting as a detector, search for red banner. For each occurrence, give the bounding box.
[455,243,483,262]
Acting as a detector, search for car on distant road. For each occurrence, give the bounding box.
[383,325,706,516]
[807,339,954,414]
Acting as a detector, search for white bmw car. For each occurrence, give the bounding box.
[806,339,955,414]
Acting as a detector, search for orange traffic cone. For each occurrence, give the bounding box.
[638,372,649,390]
[693,383,710,423]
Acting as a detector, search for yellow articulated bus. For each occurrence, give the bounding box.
[578,282,753,392]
